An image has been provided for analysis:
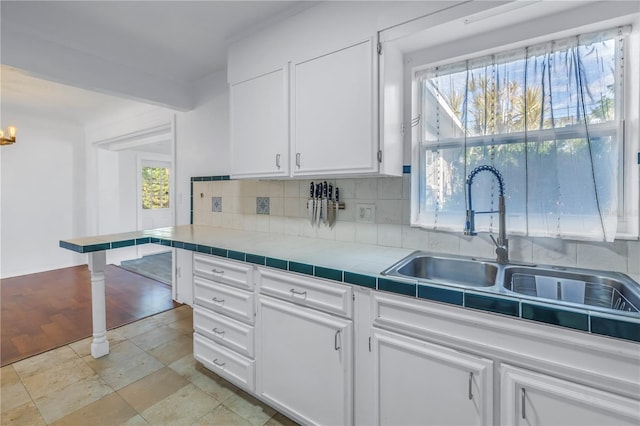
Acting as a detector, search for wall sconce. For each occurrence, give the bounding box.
[0,126,18,145]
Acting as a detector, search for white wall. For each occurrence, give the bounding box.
[95,149,137,235]
[0,111,86,278]
[175,70,230,225]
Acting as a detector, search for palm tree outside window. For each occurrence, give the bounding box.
[413,26,629,242]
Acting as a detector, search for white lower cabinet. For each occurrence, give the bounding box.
[257,294,353,425]
[372,328,493,426]
[194,333,255,390]
[193,276,255,324]
[193,306,254,358]
[190,260,639,426]
[192,255,256,391]
[501,364,640,426]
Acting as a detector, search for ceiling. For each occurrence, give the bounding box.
[1,65,150,124]
[0,1,317,121]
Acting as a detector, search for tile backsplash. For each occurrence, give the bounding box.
[191,177,639,282]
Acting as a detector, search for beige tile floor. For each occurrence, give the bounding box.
[1,306,298,426]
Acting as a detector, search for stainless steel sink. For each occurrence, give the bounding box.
[382,251,640,315]
[381,253,498,287]
[503,266,640,313]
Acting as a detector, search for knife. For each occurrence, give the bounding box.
[328,184,335,228]
[315,183,322,224]
[322,181,328,224]
[308,182,315,225]
[334,187,340,227]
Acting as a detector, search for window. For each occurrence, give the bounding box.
[412,27,633,242]
[141,166,170,209]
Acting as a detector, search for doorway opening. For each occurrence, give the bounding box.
[93,116,176,290]
[119,252,172,285]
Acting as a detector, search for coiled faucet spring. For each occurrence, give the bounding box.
[464,165,509,264]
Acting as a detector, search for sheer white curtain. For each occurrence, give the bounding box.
[414,27,628,242]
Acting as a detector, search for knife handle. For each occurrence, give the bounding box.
[323,181,328,198]
[316,183,322,198]
[335,187,340,202]
[310,182,314,198]
[328,184,333,200]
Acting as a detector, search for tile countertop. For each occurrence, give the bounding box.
[60,225,640,344]
[59,225,413,278]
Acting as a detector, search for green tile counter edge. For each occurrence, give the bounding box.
[60,227,640,344]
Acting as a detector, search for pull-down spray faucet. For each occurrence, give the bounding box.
[464,165,509,264]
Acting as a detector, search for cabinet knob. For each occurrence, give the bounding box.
[276,153,281,169]
[211,297,225,304]
[468,372,473,400]
[334,329,342,350]
[211,268,225,275]
[521,388,526,419]
[296,153,301,168]
[212,358,226,368]
[212,328,225,338]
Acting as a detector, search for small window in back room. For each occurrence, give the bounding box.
[141,166,170,209]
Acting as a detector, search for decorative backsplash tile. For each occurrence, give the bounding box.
[211,197,222,212]
[190,176,638,280]
[257,197,270,215]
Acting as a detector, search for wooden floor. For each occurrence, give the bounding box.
[1,264,181,366]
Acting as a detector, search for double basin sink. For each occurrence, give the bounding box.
[381,252,640,315]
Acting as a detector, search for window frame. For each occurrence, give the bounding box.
[140,162,171,211]
[409,21,639,240]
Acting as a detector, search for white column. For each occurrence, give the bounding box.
[88,251,109,358]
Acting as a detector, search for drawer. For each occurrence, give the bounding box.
[194,333,255,391]
[194,277,255,324]
[258,267,352,319]
[193,254,254,290]
[371,291,442,338]
[194,306,255,358]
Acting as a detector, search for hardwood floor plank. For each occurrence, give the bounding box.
[1,264,180,366]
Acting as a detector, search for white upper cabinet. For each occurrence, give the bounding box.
[291,39,377,176]
[230,67,289,179]
[229,38,397,179]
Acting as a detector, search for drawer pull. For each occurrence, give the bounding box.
[334,329,342,350]
[211,268,225,275]
[212,358,226,368]
[521,388,526,419]
[468,372,473,400]
[212,328,225,337]
[290,288,307,298]
[211,297,225,304]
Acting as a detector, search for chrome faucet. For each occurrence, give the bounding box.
[464,165,509,264]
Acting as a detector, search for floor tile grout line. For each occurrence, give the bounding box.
[4,307,295,426]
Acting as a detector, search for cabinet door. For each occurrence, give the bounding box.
[292,39,377,176]
[501,364,640,426]
[230,68,288,178]
[257,295,353,425]
[372,328,493,426]
[174,249,193,306]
